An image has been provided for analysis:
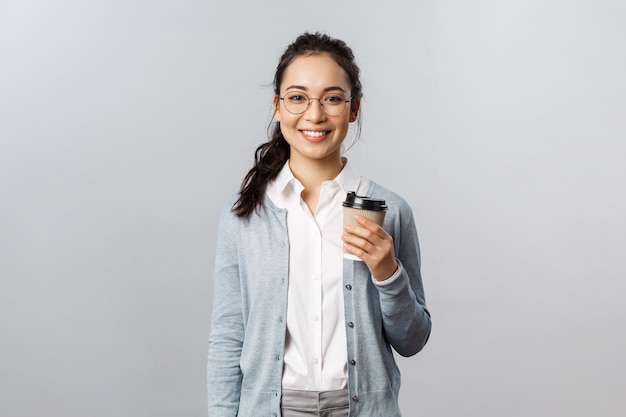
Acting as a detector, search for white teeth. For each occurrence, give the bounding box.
[302,130,327,138]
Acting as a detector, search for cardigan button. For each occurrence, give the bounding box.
[348,321,354,328]
[352,395,359,402]
[350,359,356,365]
[345,284,352,290]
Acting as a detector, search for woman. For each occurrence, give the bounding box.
[208,32,431,417]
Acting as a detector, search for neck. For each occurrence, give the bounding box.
[288,155,345,190]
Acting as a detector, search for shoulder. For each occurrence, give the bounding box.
[365,181,413,215]
[364,181,418,238]
[218,193,240,222]
[218,192,286,230]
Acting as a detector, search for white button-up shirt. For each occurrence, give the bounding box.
[266,159,370,391]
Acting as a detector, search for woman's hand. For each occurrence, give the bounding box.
[342,215,398,281]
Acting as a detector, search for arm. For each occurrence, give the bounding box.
[207,207,244,416]
[343,205,431,357]
[378,206,431,356]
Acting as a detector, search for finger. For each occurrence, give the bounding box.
[343,240,370,259]
[354,215,386,237]
[342,232,374,253]
[344,223,373,239]
[344,221,385,243]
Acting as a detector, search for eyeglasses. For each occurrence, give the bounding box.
[279,91,352,116]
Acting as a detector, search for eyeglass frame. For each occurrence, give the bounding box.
[278,91,354,116]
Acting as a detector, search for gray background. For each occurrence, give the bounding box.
[1,1,625,416]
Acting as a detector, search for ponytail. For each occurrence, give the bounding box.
[232,123,289,218]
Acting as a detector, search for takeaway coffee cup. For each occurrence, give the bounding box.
[343,192,388,261]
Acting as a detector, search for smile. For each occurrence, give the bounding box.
[302,130,329,138]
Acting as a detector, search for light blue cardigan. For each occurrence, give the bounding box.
[207,182,431,417]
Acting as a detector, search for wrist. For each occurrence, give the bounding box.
[373,261,399,282]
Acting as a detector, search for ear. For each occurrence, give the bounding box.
[273,95,281,122]
[349,98,361,122]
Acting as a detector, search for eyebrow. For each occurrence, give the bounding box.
[284,85,348,93]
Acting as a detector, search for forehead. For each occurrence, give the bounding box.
[280,53,351,92]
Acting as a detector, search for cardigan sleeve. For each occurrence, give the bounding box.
[207,204,243,416]
[375,199,431,357]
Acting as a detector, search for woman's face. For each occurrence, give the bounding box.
[274,53,359,167]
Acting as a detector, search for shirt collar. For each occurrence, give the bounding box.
[273,161,301,196]
[273,157,361,198]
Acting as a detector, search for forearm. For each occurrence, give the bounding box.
[376,260,431,356]
[207,289,245,414]
[207,335,242,416]
[208,204,245,415]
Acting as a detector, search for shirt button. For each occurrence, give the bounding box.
[352,395,359,402]
[345,284,352,290]
[312,272,320,281]
[348,321,354,328]
[313,315,320,322]
[313,358,319,365]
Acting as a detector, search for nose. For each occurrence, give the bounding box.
[304,98,326,121]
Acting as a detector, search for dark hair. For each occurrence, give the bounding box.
[232,32,363,218]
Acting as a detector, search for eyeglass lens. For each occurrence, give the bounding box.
[282,92,350,116]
